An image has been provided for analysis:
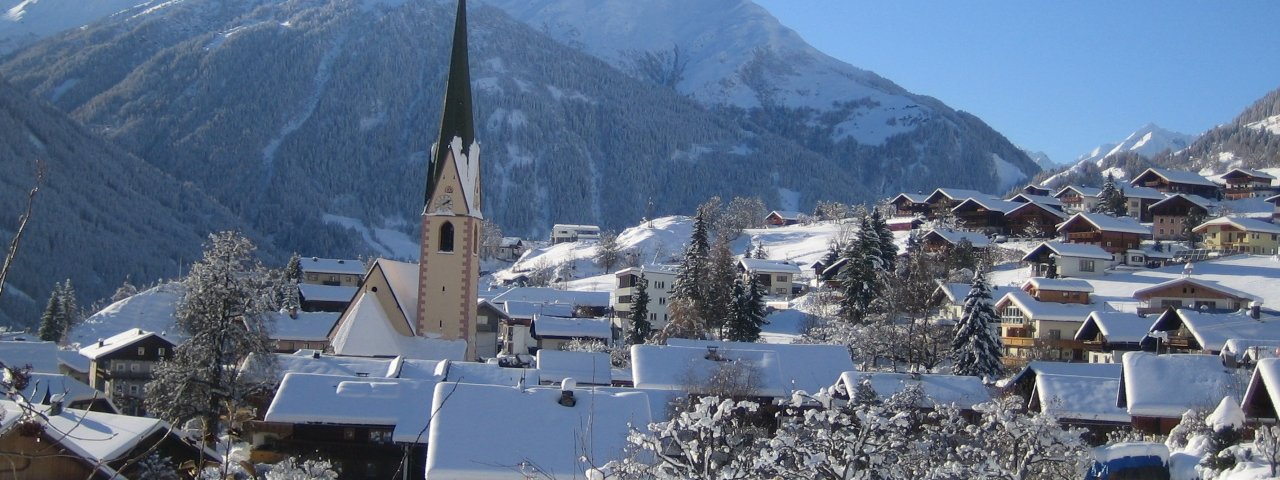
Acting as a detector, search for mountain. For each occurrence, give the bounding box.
[1036,124,1196,189]
[0,0,1036,258]
[1075,123,1197,166]
[1153,86,1280,175]
[1022,149,1056,170]
[0,77,254,329]
[0,0,142,54]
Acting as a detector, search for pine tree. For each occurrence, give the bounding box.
[837,217,886,323]
[870,210,896,273]
[951,271,1005,379]
[37,284,64,342]
[668,213,711,338]
[284,253,302,283]
[57,279,80,333]
[1093,174,1128,217]
[726,276,767,342]
[753,242,768,260]
[629,273,652,345]
[146,231,275,449]
[706,234,737,337]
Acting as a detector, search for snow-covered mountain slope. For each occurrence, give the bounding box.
[0,0,143,53]
[1022,149,1057,170]
[1157,86,1280,175]
[1075,123,1197,166]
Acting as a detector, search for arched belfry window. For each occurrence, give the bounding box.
[439,221,455,252]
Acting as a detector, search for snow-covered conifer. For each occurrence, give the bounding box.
[726,276,766,342]
[950,271,1004,379]
[628,273,652,345]
[37,284,63,343]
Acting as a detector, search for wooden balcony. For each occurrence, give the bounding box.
[1003,337,1035,348]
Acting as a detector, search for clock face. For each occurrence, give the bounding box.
[435,194,453,211]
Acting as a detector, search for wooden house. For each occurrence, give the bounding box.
[1143,308,1278,354]
[1148,194,1212,241]
[1056,212,1149,255]
[950,197,1017,233]
[765,210,804,226]
[77,328,175,416]
[1021,184,1053,197]
[300,257,365,288]
[1118,352,1237,434]
[1193,216,1280,255]
[923,188,995,218]
[1004,201,1068,238]
[994,291,1094,364]
[1129,168,1221,198]
[1219,168,1277,200]
[1242,358,1280,422]
[1021,277,1093,304]
[1008,193,1065,210]
[1054,186,1102,213]
[1267,194,1280,223]
[889,193,931,218]
[1120,186,1166,222]
[1130,277,1259,315]
[920,228,991,253]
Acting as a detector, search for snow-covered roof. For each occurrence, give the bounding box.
[935,282,1014,306]
[1120,352,1239,418]
[886,216,923,225]
[1055,185,1102,198]
[299,257,366,276]
[22,373,109,409]
[78,328,175,360]
[631,344,789,397]
[738,257,802,274]
[264,373,438,443]
[1031,374,1129,423]
[891,193,929,204]
[1266,194,1280,205]
[39,404,171,464]
[1074,311,1152,344]
[69,283,185,347]
[836,371,991,409]
[1193,216,1280,235]
[0,340,60,373]
[1149,194,1214,213]
[267,311,341,342]
[768,210,804,220]
[1222,168,1277,181]
[1025,277,1094,293]
[1022,241,1116,261]
[1133,168,1218,188]
[499,237,524,247]
[297,283,358,303]
[531,315,611,339]
[1243,358,1280,419]
[536,350,612,385]
[252,351,402,383]
[951,197,1021,214]
[923,229,991,248]
[374,259,421,328]
[1118,186,1166,200]
[1005,200,1068,219]
[929,188,995,203]
[1131,277,1260,303]
[1222,339,1280,363]
[1058,212,1150,235]
[504,301,575,320]
[615,264,680,278]
[328,294,466,360]
[490,287,610,307]
[440,360,539,387]
[1008,193,1064,207]
[1154,309,1280,353]
[425,383,652,479]
[57,349,90,373]
[997,291,1095,322]
[667,339,854,395]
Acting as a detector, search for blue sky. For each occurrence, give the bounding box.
[754,1,1280,165]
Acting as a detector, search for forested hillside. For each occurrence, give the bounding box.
[1155,86,1280,174]
[0,78,256,328]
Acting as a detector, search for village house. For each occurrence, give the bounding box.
[1148,194,1212,241]
[1220,338,1280,367]
[613,265,677,333]
[1130,276,1260,315]
[933,281,1014,326]
[994,290,1095,364]
[1118,352,1239,434]
[666,339,856,395]
[1074,311,1152,363]
[1193,216,1280,255]
[1130,167,1221,198]
[1219,168,1278,200]
[1054,185,1103,213]
[1028,373,1130,436]
[1143,308,1279,354]
[1057,212,1149,256]
[922,187,998,218]
[298,283,358,313]
[1242,358,1280,422]
[1022,241,1116,278]
[475,300,509,359]
[490,287,611,317]
[1003,361,1123,401]
[886,216,924,232]
[1022,277,1093,304]
[300,257,364,288]
[259,372,439,479]
[78,328,175,416]
[1268,194,1280,223]
[267,311,340,353]
[765,210,804,226]
[1008,192,1066,210]
[489,236,527,261]
[0,400,215,479]
[529,314,613,351]
[1017,183,1056,197]
[498,302,573,357]
[920,228,991,253]
[737,257,802,297]
[1120,186,1165,222]
[550,224,601,244]
[889,193,931,218]
[950,197,1018,233]
[1004,201,1069,238]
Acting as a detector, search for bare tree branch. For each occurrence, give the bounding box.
[0,159,46,302]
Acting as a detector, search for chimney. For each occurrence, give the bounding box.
[49,398,63,416]
[312,351,321,359]
[1182,262,1194,277]
[558,378,577,407]
[1250,301,1262,320]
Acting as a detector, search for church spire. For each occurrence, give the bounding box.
[426,0,475,206]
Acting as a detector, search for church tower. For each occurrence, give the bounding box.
[418,0,481,360]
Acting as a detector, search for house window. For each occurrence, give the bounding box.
[129,385,139,395]
[1194,300,1217,310]
[438,221,455,252]
[1048,330,1062,340]
[343,428,356,441]
[115,362,125,372]
[658,297,666,305]
[1079,260,1095,272]
[158,348,166,357]
[775,275,787,282]
[130,363,139,372]
[650,313,657,321]
[137,347,145,355]
[370,430,392,443]
[1161,299,1184,309]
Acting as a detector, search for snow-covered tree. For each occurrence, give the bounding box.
[706,234,737,336]
[668,212,711,339]
[265,457,339,480]
[594,230,623,273]
[718,196,766,240]
[628,273,652,345]
[945,396,1090,479]
[1256,424,1280,477]
[763,399,913,479]
[752,242,768,260]
[146,232,276,456]
[133,453,181,480]
[37,284,63,342]
[725,277,766,343]
[869,210,896,273]
[836,217,884,324]
[611,396,768,479]
[1093,174,1127,217]
[283,253,302,283]
[951,271,1004,379]
[111,277,139,303]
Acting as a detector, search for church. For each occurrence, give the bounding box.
[326,0,484,361]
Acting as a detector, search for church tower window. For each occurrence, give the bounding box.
[439,222,455,252]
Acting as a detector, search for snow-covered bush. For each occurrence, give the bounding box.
[264,457,339,480]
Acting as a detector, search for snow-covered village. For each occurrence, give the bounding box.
[2,0,1280,479]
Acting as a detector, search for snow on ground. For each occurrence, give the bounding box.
[1246,114,1280,135]
[321,213,419,260]
[67,283,185,348]
[993,154,1028,192]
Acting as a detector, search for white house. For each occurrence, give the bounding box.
[1021,241,1117,278]
[613,265,678,334]
[737,258,803,297]
[550,224,601,244]
[299,257,365,287]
